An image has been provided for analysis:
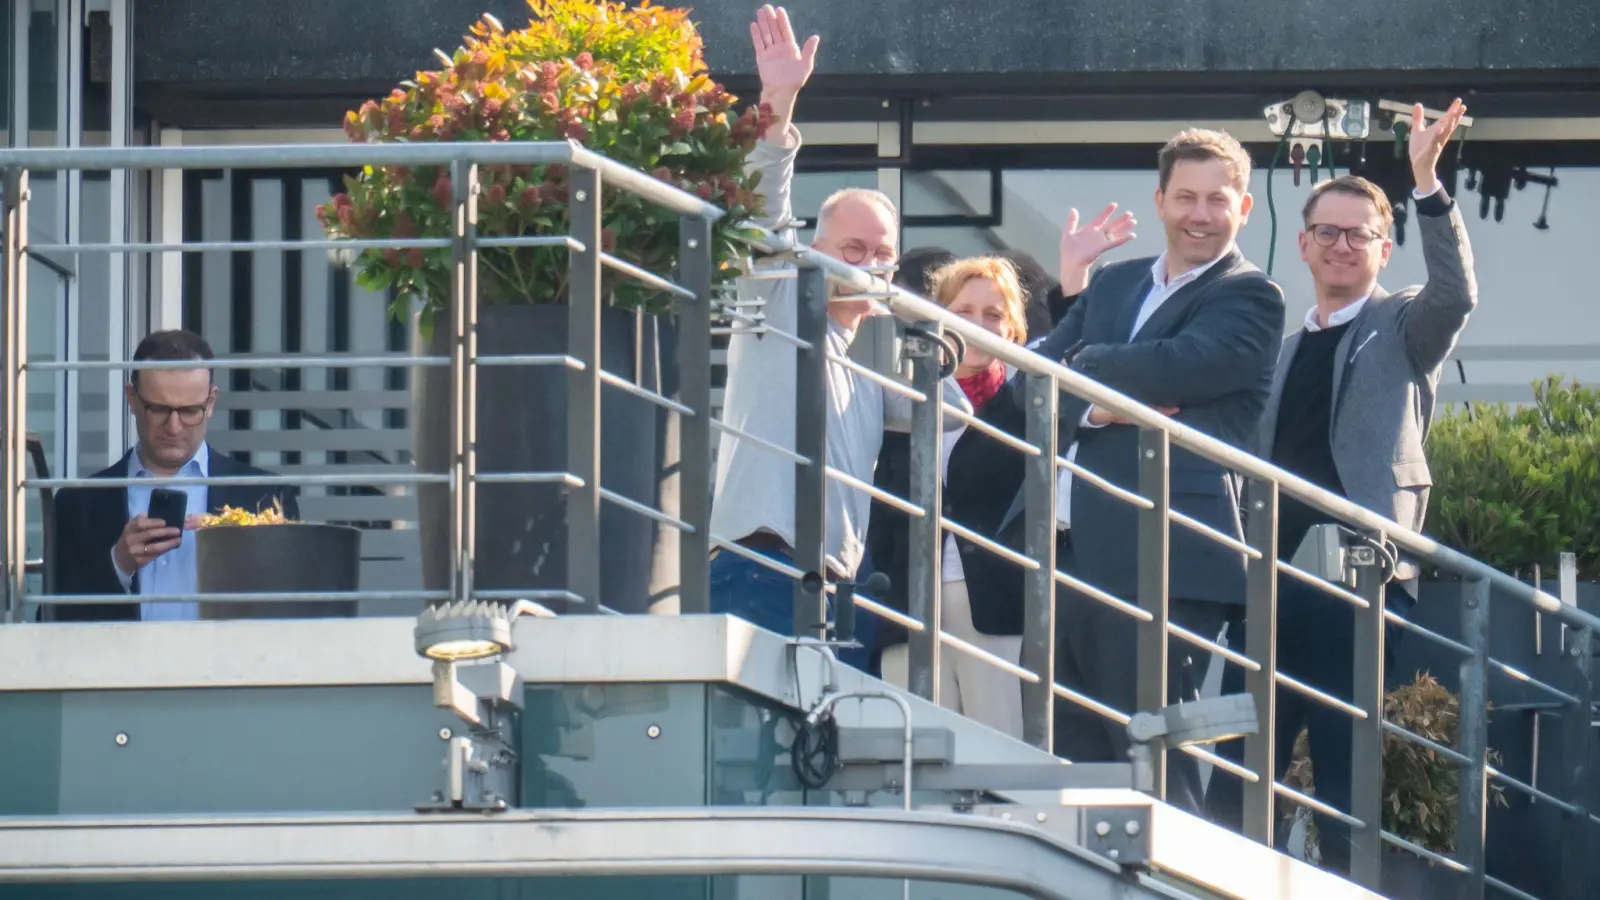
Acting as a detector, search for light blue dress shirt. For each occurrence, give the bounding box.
[113,442,210,622]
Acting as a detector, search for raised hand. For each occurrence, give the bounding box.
[1058,203,1137,295]
[1409,98,1466,195]
[750,5,819,141]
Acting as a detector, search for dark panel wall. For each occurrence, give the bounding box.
[137,0,1600,83]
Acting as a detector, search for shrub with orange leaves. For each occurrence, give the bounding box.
[318,0,769,331]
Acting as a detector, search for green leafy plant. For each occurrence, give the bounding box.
[1280,673,1506,862]
[317,0,770,334]
[1427,376,1600,580]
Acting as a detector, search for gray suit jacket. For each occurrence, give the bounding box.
[1003,248,1286,606]
[1257,194,1477,581]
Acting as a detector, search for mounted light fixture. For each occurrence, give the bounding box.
[414,599,554,662]
[412,599,553,814]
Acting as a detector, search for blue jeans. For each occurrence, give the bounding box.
[707,547,876,673]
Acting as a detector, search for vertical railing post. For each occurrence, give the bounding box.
[1135,427,1171,799]
[1457,577,1492,900]
[1020,372,1058,750]
[1557,552,1591,900]
[675,212,714,614]
[1349,531,1387,890]
[904,322,943,703]
[0,169,28,623]
[1241,478,1279,845]
[792,262,829,639]
[447,159,480,608]
[566,166,603,612]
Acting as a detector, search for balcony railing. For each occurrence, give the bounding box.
[0,140,1593,900]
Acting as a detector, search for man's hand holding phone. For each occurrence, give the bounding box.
[112,488,191,577]
[112,514,183,576]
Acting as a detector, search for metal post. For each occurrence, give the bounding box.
[447,160,480,608]
[1457,577,1492,900]
[1241,478,1279,844]
[1,170,28,622]
[674,213,714,615]
[1557,554,1591,900]
[1349,532,1387,890]
[566,167,602,611]
[904,322,943,704]
[1020,372,1058,749]
[792,263,829,639]
[1135,427,1171,799]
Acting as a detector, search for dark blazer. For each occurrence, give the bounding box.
[47,448,299,622]
[868,375,1032,658]
[1006,248,1286,606]
[1258,192,1476,583]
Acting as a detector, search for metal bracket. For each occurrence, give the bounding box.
[970,803,1152,870]
[419,661,523,813]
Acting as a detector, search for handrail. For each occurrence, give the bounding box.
[745,224,1595,634]
[0,141,725,221]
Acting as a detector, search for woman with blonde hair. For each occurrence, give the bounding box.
[872,255,1033,738]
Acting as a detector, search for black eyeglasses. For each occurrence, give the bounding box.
[136,391,210,426]
[836,239,898,268]
[1308,224,1383,251]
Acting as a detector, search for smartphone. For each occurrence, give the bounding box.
[146,488,188,532]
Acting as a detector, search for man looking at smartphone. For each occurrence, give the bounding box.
[49,330,299,622]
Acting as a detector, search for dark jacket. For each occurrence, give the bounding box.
[1005,248,1286,607]
[47,449,299,622]
[867,376,1032,658]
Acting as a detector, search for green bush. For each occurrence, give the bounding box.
[1426,376,1600,580]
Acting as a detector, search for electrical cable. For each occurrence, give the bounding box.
[1265,111,1297,277]
[903,324,964,380]
[791,713,840,789]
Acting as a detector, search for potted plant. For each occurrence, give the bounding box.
[318,0,768,612]
[195,500,362,619]
[1280,673,1506,900]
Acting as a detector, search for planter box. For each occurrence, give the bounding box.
[1392,577,1600,899]
[412,304,681,615]
[196,523,361,619]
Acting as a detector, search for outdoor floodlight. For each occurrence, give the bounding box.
[1126,694,1259,795]
[411,599,552,814]
[414,599,554,662]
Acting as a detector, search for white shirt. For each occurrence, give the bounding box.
[1305,294,1370,332]
[710,130,968,578]
[1052,247,1234,528]
[114,442,210,621]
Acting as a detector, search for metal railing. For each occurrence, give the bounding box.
[0,140,1594,900]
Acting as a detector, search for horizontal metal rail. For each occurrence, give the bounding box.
[750,224,1594,635]
[28,590,448,606]
[26,473,449,489]
[0,141,725,220]
[26,354,453,371]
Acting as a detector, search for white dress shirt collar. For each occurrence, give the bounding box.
[1305,293,1372,332]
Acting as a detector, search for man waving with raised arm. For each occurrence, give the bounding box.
[708,6,966,653]
[1207,100,1477,874]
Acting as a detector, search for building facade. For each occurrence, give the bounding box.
[7,0,1600,574]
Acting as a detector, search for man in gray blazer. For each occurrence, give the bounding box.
[1008,129,1286,812]
[1206,99,1476,873]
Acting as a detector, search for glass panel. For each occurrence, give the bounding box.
[26,2,57,142]
[904,170,995,218]
[74,173,113,475]
[522,682,708,808]
[705,682,804,807]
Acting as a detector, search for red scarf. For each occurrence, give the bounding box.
[957,361,1006,412]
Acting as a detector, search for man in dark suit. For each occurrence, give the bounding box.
[48,330,298,623]
[1206,100,1477,873]
[1004,129,1286,811]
